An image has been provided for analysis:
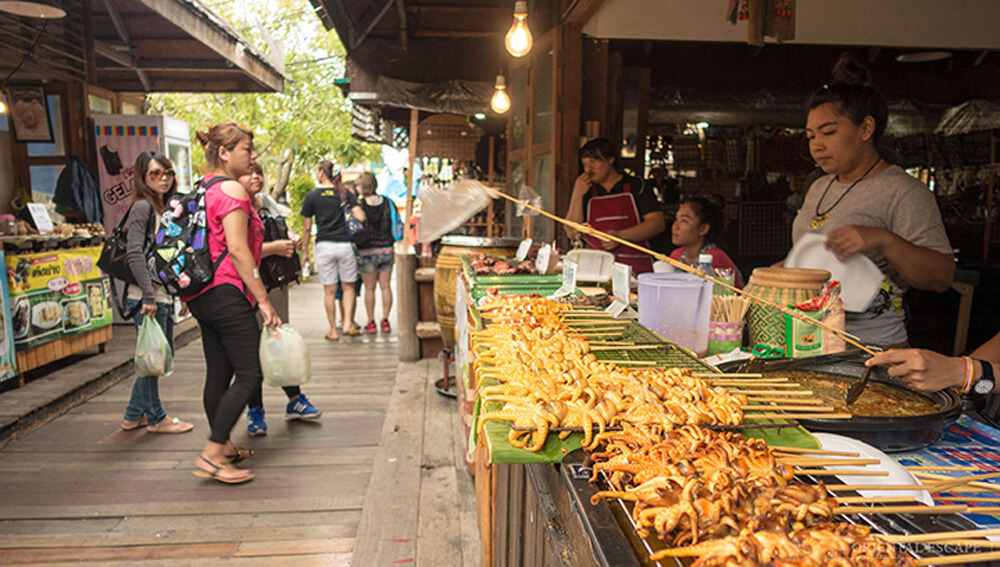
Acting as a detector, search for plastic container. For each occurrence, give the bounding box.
[637,273,713,356]
[563,249,614,282]
[0,214,15,236]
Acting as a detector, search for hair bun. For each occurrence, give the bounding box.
[830,52,873,87]
[195,130,210,147]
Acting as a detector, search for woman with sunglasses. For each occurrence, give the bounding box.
[119,151,194,434]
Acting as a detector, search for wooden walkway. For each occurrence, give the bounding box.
[0,278,479,566]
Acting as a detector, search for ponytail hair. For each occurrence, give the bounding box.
[807,53,889,144]
[195,120,252,173]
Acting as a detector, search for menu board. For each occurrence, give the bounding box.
[0,250,18,382]
[5,247,113,350]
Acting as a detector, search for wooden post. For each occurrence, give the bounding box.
[487,136,495,236]
[397,253,419,362]
[985,130,996,260]
[406,109,419,247]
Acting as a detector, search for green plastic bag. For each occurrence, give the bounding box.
[259,324,311,387]
[134,317,173,377]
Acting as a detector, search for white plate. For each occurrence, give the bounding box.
[32,301,63,330]
[812,432,933,506]
[787,232,883,312]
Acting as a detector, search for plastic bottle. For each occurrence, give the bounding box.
[695,253,716,279]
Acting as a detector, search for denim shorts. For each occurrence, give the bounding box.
[357,248,394,274]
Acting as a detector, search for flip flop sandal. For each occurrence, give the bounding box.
[192,456,254,484]
[146,417,194,434]
[344,325,363,337]
[324,332,339,341]
[225,446,254,463]
[120,416,148,431]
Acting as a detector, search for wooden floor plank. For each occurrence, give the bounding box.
[0,277,481,566]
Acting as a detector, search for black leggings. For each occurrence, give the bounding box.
[249,384,301,408]
[188,284,263,444]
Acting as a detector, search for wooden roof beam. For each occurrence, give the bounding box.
[396,0,407,51]
[133,0,283,92]
[354,0,396,51]
[99,0,151,90]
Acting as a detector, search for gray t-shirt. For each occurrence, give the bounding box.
[791,165,952,346]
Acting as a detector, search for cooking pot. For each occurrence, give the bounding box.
[720,359,961,452]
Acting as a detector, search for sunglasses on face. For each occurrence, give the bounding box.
[147,169,175,181]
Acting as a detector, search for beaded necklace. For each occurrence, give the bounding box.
[810,158,881,229]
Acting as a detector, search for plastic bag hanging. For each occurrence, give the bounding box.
[259,324,312,387]
[516,184,542,217]
[416,179,492,243]
[134,317,174,377]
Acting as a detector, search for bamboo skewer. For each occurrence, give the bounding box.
[914,551,1000,565]
[835,504,966,515]
[478,184,878,355]
[826,484,933,491]
[914,471,1000,492]
[601,360,661,366]
[936,496,1000,503]
[588,344,663,351]
[704,376,788,382]
[718,382,802,388]
[694,372,763,378]
[736,390,816,396]
[780,458,882,467]
[906,465,980,472]
[797,469,890,477]
[927,471,1000,492]
[744,412,853,419]
[745,405,838,412]
[771,446,861,457]
[834,495,917,504]
[747,396,826,404]
[883,527,1000,543]
[909,539,1000,549]
[959,506,1000,514]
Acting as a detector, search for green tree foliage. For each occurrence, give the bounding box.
[148,0,378,225]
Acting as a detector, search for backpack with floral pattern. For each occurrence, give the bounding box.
[147,176,228,297]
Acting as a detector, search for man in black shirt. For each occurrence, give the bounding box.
[565,138,665,275]
[300,161,365,340]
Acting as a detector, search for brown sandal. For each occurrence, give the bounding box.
[146,417,194,434]
[192,456,254,484]
[120,416,148,431]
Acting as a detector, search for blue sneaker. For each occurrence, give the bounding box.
[286,394,322,420]
[247,406,267,436]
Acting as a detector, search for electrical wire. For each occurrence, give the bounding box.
[1,20,50,87]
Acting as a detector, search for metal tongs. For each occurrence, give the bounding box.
[738,347,882,405]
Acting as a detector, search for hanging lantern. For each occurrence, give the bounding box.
[490,75,511,114]
[504,1,532,58]
[0,1,67,19]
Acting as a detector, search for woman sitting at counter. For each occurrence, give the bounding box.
[669,195,743,288]
[790,53,954,347]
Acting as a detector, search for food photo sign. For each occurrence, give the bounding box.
[0,251,18,382]
[5,248,113,350]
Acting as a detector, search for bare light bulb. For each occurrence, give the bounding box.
[0,99,6,114]
[504,1,532,58]
[490,75,511,114]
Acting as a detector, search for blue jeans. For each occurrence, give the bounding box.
[123,299,174,425]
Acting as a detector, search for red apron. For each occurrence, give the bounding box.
[585,180,654,275]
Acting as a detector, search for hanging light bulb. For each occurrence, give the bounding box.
[490,75,511,114]
[0,99,6,114]
[504,1,532,58]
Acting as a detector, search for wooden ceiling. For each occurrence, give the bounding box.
[90,0,284,93]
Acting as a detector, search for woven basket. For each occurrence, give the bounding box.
[745,267,830,352]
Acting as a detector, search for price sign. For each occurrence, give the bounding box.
[515,238,532,262]
[27,203,53,234]
[535,243,552,274]
[605,262,637,318]
[547,259,577,299]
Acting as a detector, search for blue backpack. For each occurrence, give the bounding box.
[147,176,228,297]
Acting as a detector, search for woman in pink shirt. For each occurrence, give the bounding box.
[187,121,280,484]
[669,195,744,288]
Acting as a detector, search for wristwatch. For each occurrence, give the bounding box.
[972,359,996,396]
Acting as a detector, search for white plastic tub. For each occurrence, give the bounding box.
[564,249,615,282]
